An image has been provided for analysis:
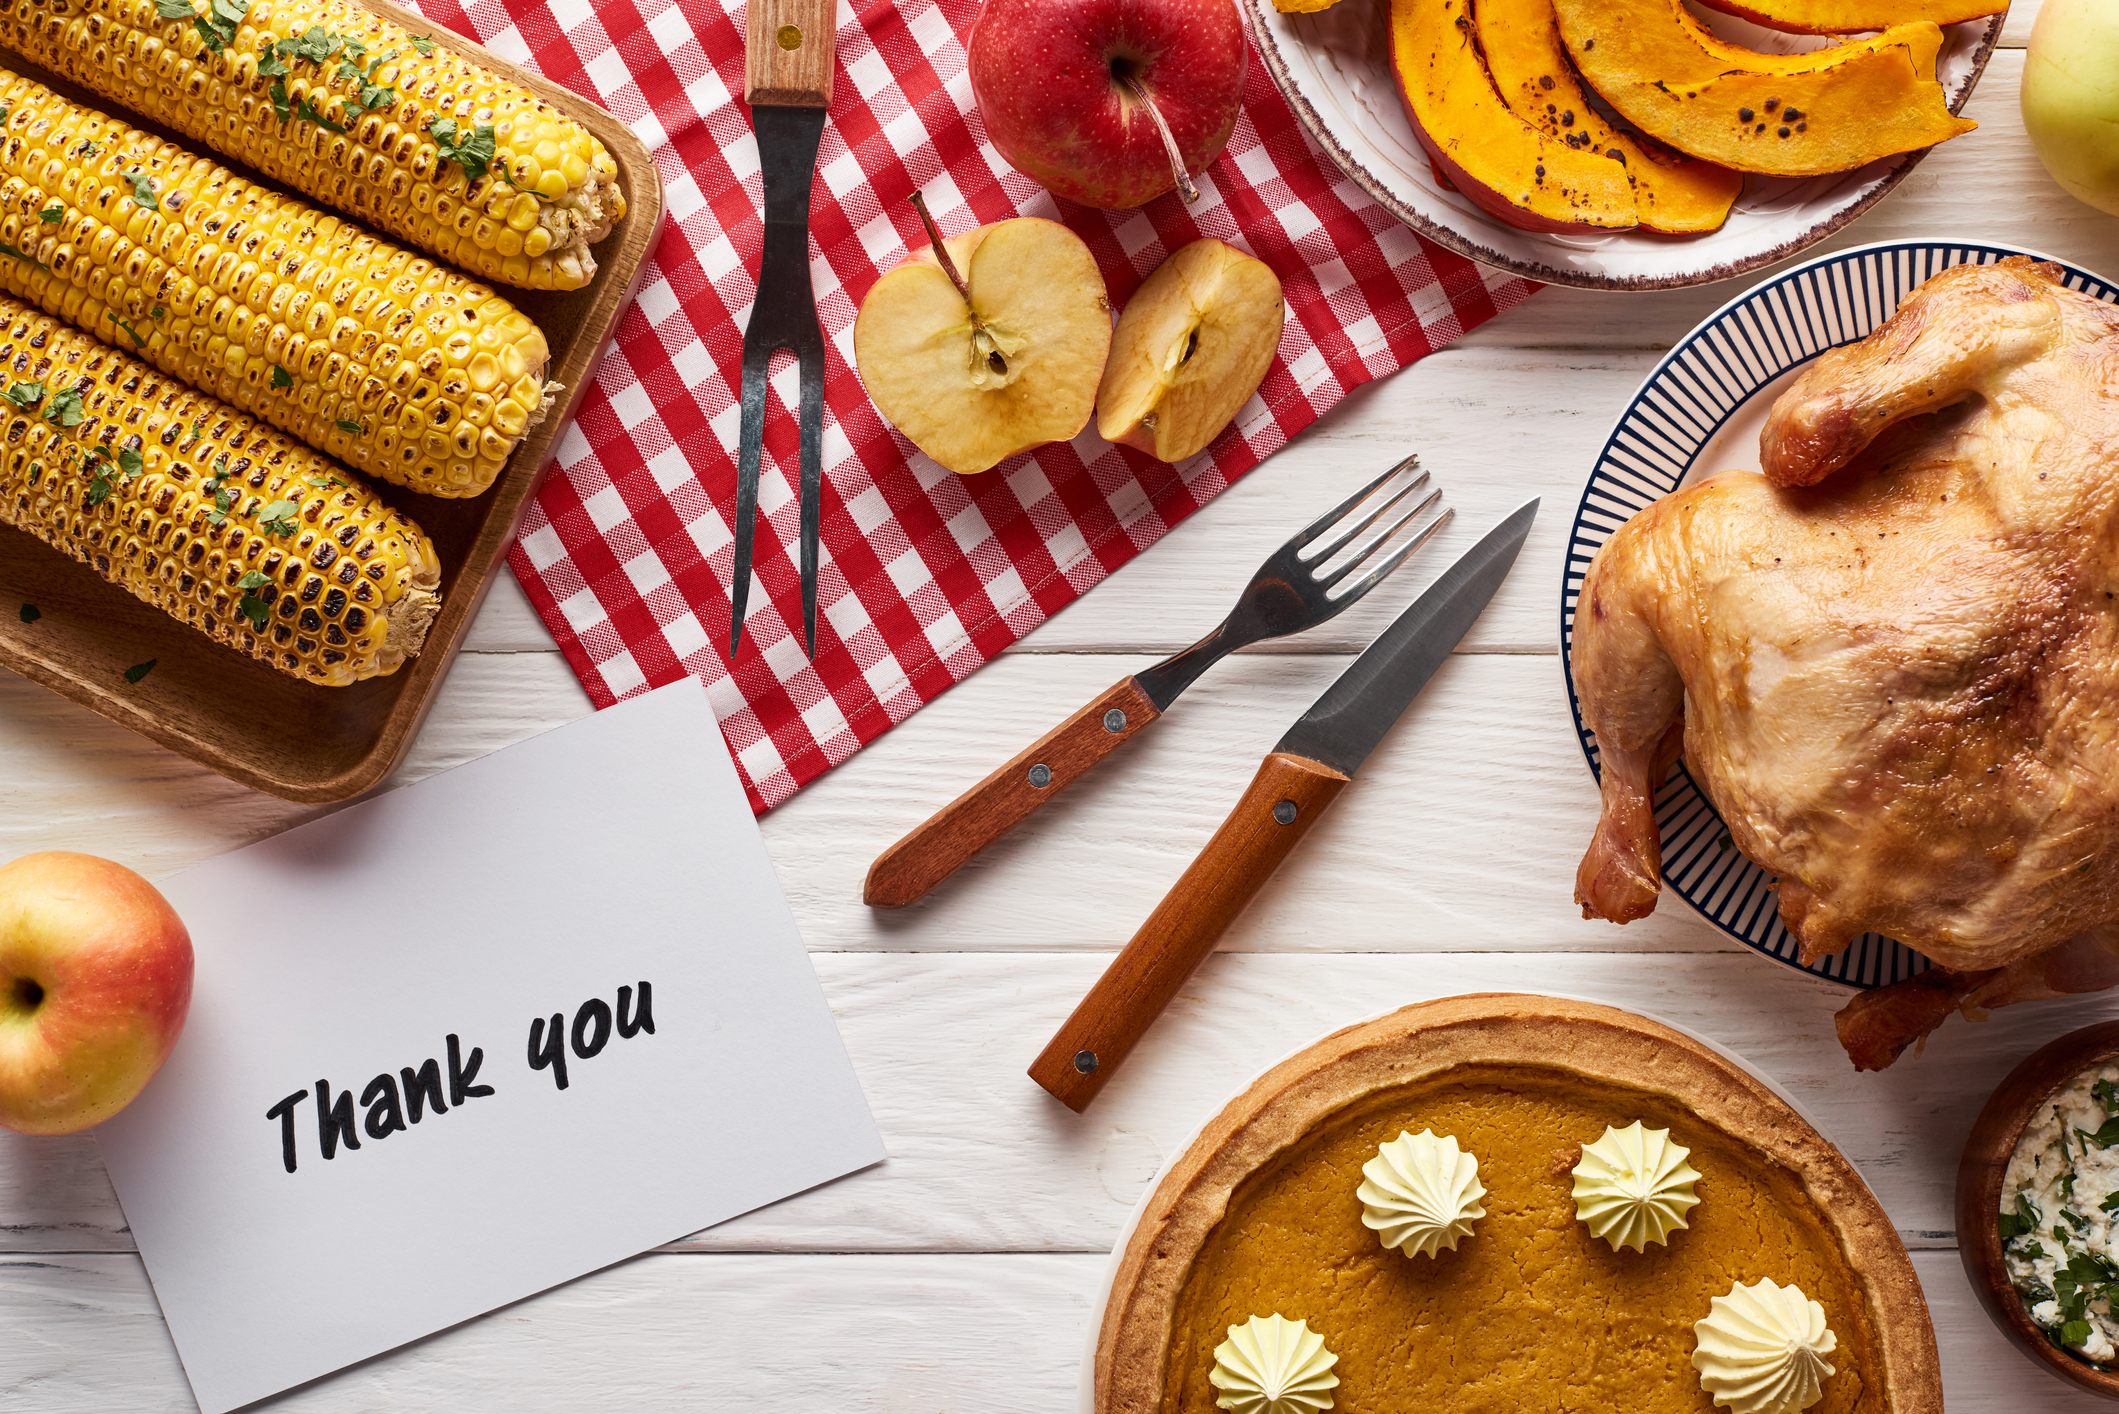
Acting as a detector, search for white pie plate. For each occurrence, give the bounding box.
[1557,238,2119,989]
[1239,0,2005,289]
[1073,990,1850,1412]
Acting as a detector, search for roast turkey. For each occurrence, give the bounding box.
[1571,257,2119,1068]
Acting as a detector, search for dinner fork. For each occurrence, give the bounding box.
[863,457,1451,906]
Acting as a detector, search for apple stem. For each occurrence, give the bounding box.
[1120,73,1201,205]
[909,191,976,311]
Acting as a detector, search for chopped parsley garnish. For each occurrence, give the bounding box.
[2061,1318,2096,1349]
[4,380,41,409]
[359,80,396,111]
[117,447,144,480]
[42,386,84,428]
[306,474,346,489]
[192,0,248,56]
[121,659,156,684]
[155,0,194,16]
[237,569,273,627]
[109,312,145,348]
[152,306,166,320]
[293,96,346,134]
[410,33,436,54]
[0,242,48,271]
[429,118,497,185]
[17,602,37,623]
[270,364,293,389]
[334,418,362,434]
[267,77,290,125]
[258,498,299,535]
[205,484,238,527]
[123,169,157,210]
[36,204,60,222]
[2001,1191,2043,1242]
[2080,1118,2119,1150]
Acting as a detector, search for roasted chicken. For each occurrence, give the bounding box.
[1572,257,2119,1067]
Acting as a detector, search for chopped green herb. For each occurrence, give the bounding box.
[42,386,83,428]
[0,242,48,271]
[2062,1319,2096,1348]
[2080,1119,2119,1150]
[17,602,37,623]
[238,593,270,628]
[2070,1251,2119,1282]
[3,380,42,409]
[36,204,60,223]
[236,569,271,590]
[307,474,346,489]
[334,418,362,434]
[151,305,165,320]
[193,16,227,52]
[123,169,157,210]
[116,447,143,479]
[121,659,156,684]
[267,77,290,126]
[192,0,246,56]
[288,24,341,62]
[109,312,145,348]
[2016,1238,2049,1260]
[258,498,299,535]
[270,364,293,389]
[358,81,395,111]
[1715,832,1732,852]
[154,0,193,16]
[429,118,497,184]
[2001,1191,2043,1242]
[410,33,435,54]
[256,48,288,78]
[293,96,346,133]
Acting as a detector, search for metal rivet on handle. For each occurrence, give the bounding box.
[1074,1050,1098,1074]
[1273,800,1298,825]
[776,22,802,47]
[1103,708,1127,733]
[1028,763,1053,789]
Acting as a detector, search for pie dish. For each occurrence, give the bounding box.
[1093,993,1939,1412]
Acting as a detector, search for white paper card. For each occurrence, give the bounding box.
[94,679,886,1413]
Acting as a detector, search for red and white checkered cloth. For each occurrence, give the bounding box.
[415,0,1534,811]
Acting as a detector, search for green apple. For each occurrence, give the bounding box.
[2022,0,2119,216]
[0,852,193,1135]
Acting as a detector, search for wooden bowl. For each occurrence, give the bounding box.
[1958,1020,2119,1400]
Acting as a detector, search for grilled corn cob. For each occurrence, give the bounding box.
[7,0,626,291]
[0,296,441,684]
[0,67,552,499]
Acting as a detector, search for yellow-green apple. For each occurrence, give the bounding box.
[0,852,193,1135]
[968,0,1247,210]
[1096,238,1283,463]
[854,197,1113,475]
[2023,0,2119,216]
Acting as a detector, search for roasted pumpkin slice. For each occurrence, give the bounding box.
[1477,0,1741,233]
[1691,0,2006,36]
[1390,0,1635,233]
[1552,0,1975,177]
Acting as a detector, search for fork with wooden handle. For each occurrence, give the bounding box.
[862,458,1448,907]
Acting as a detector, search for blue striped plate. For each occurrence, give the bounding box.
[1558,240,2119,988]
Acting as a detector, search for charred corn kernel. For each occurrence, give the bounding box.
[0,297,441,685]
[507,195,540,232]
[5,0,627,292]
[0,66,552,499]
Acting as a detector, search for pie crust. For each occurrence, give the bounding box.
[1094,993,1940,1412]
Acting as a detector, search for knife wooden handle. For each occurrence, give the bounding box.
[865,677,1162,908]
[745,0,836,107]
[1027,752,1350,1112]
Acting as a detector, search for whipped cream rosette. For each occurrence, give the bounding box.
[1692,1277,1838,1414]
[1357,1128,1487,1258]
[1571,1120,1702,1253]
[1209,1314,1340,1414]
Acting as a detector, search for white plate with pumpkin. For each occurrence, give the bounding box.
[1242,0,2006,289]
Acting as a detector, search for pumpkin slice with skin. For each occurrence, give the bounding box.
[1552,0,1974,177]
[1691,0,2006,37]
[1390,0,1635,234]
[1477,0,1741,233]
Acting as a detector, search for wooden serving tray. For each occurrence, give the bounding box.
[0,1,664,802]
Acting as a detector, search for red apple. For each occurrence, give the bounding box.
[968,0,1248,211]
[0,852,193,1135]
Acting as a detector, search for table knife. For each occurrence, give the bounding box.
[1027,498,1539,1111]
[732,0,835,658]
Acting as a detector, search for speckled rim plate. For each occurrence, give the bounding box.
[1558,238,2119,989]
[1240,0,2003,290]
[1072,990,1851,1412]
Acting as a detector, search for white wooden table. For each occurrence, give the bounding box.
[8,9,2119,1407]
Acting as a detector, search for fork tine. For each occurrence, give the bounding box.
[1316,487,1446,589]
[1287,453,1421,552]
[1324,504,1455,599]
[1306,468,1434,564]
[729,349,771,655]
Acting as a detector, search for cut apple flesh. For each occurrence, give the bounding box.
[1097,238,1284,464]
[1476,0,1740,234]
[853,217,1113,476]
[1389,0,1636,234]
[1552,0,1974,178]
[1690,0,2006,36]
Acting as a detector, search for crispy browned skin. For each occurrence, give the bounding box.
[1574,259,2119,1047]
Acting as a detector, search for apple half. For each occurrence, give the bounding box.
[855,216,1113,476]
[1096,238,1283,465]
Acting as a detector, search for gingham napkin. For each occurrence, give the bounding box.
[416,0,1535,811]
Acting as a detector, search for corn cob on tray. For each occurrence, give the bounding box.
[3,0,626,291]
[0,1,662,801]
[0,63,553,498]
[0,295,442,682]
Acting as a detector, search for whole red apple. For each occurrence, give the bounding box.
[969,0,1247,211]
[0,852,193,1135]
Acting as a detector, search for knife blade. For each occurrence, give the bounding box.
[731,0,836,659]
[1026,499,1539,1111]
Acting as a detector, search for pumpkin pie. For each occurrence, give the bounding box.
[1095,993,1939,1412]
